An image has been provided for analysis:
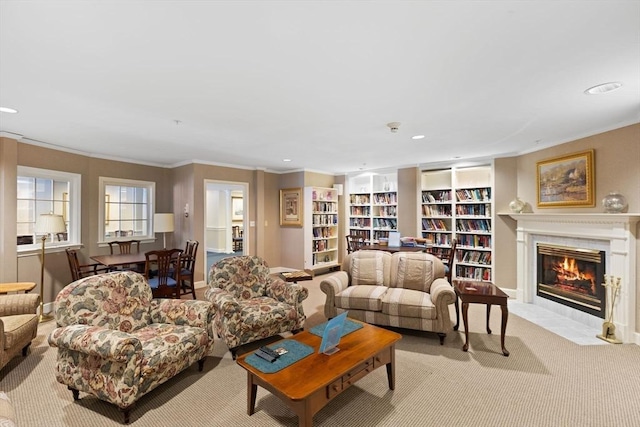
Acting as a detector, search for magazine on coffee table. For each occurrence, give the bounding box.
[318,311,348,355]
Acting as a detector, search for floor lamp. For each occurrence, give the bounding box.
[34,213,66,323]
[154,213,175,249]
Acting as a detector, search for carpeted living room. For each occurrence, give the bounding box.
[1,1,640,426]
[2,272,640,427]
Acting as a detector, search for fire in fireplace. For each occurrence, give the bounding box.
[536,243,606,318]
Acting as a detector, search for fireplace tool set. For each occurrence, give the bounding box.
[596,275,622,344]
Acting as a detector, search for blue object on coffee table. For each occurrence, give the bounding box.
[245,339,314,373]
[310,318,363,338]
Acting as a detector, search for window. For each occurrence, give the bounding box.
[17,166,81,252]
[99,177,155,242]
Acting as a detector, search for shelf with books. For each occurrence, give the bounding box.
[455,249,492,265]
[455,265,492,281]
[348,190,371,242]
[347,171,398,244]
[420,169,453,254]
[422,190,452,204]
[304,186,339,270]
[421,166,493,282]
[456,234,492,249]
[454,203,491,217]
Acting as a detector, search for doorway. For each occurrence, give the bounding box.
[204,180,248,275]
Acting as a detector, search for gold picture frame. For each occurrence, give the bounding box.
[537,149,595,208]
[280,188,303,226]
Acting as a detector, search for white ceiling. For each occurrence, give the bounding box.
[1,1,639,174]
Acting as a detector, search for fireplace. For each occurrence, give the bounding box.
[508,213,639,344]
[536,243,605,318]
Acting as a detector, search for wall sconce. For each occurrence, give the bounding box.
[184,203,189,218]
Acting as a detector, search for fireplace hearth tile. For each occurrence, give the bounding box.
[508,300,605,346]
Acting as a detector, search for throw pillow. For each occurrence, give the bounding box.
[351,255,385,286]
[396,257,434,292]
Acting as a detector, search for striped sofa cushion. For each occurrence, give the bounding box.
[336,285,387,312]
[381,288,437,319]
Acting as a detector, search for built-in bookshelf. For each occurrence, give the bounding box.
[421,166,493,281]
[304,186,339,270]
[421,169,454,259]
[347,171,398,244]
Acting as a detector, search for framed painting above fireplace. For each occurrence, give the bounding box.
[536,150,595,208]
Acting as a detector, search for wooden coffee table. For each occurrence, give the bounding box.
[236,321,402,426]
[453,280,510,357]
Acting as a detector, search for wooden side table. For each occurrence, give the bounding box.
[453,280,510,357]
[280,270,314,284]
[0,282,37,294]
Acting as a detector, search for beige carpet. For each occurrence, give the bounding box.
[2,275,640,426]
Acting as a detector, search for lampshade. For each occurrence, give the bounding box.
[35,214,66,234]
[154,213,175,233]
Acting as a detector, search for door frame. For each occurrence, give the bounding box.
[203,179,249,271]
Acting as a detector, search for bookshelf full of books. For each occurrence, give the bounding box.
[348,171,398,244]
[304,186,339,270]
[421,166,493,281]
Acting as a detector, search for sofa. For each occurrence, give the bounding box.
[320,250,456,344]
[0,293,40,372]
[48,271,214,423]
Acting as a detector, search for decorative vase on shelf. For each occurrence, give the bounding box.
[509,197,525,213]
[602,192,628,213]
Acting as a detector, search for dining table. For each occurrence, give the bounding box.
[359,244,428,253]
[90,252,147,270]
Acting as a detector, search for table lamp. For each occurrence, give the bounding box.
[154,213,175,248]
[34,213,66,322]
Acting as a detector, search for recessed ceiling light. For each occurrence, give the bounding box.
[0,107,18,114]
[412,135,425,140]
[584,82,622,95]
[283,159,292,162]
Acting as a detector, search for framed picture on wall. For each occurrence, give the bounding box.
[537,149,595,208]
[280,188,303,226]
[232,197,243,220]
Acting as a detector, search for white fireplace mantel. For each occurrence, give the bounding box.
[503,213,640,344]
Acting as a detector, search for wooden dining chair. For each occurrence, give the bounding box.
[108,240,143,271]
[345,234,365,254]
[177,240,199,299]
[65,248,109,282]
[442,239,457,283]
[108,240,141,255]
[144,249,182,299]
[232,226,243,252]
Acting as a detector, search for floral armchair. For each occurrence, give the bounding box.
[48,271,214,424]
[205,256,308,357]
